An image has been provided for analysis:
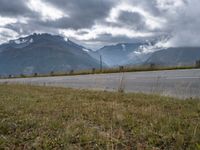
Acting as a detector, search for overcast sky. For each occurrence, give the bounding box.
[0,0,199,49]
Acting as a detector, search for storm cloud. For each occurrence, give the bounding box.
[0,0,199,49]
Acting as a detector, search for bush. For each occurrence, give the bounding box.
[150,63,156,69]
[70,70,74,75]
[119,66,124,72]
[34,73,38,77]
[20,74,25,78]
[92,68,96,74]
[196,60,200,68]
[50,71,54,76]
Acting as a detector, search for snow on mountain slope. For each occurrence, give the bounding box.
[0,33,100,75]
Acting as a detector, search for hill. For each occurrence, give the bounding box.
[92,43,147,67]
[0,33,100,75]
[146,47,200,66]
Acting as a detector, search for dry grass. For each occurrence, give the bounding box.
[0,84,200,149]
[1,65,197,79]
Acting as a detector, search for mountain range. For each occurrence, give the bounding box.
[92,43,149,67]
[0,33,100,75]
[146,47,200,66]
[0,33,200,76]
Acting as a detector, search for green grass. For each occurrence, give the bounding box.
[0,84,200,149]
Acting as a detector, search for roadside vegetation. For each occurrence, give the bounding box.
[0,84,200,149]
[1,65,199,79]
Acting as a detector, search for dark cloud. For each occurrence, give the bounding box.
[0,0,31,17]
[118,11,147,31]
[43,0,115,29]
[0,0,199,49]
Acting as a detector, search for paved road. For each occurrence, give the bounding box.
[0,69,200,99]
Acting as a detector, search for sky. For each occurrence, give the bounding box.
[0,0,200,49]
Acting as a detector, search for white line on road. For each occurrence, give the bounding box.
[166,77,200,80]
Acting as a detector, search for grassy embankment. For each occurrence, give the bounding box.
[0,84,200,149]
[1,65,198,79]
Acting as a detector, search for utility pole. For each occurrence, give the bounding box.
[100,55,102,72]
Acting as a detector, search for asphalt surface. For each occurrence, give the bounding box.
[0,69,200,99]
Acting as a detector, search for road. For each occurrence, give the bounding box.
[0,69,200,99]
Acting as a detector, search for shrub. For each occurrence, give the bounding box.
[70,70,74,75]
[34,73,38,77]
[196,60,200,68]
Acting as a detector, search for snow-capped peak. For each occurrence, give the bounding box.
[29,38,34,43]
[121,44,126,51]
[82,48,90,52]
[132,36,170,55]
[14,39,27,44]
[14,38,34,45]
[64,37,69,42]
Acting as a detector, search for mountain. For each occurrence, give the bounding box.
[145,47,200,66]
[91,43,148,67]
[1,34,199,76]
[0,33,100,75]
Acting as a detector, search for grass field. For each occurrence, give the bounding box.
[0,84,200,149]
